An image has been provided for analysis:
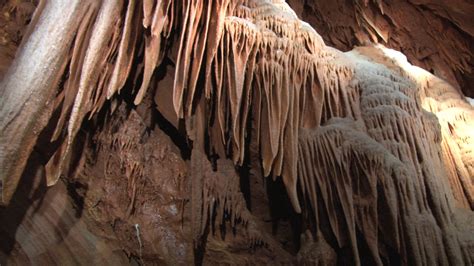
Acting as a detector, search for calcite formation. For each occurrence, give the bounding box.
[0,0,473,264]
[298,48,473,264]
[286,0,474,97]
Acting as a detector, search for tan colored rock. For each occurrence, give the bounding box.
[0,0,472,264]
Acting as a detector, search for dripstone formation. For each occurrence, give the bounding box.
[0,0,473,264]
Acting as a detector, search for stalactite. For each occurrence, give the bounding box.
[148,1,335,215]
[351,46,474,210]
[135,0,172,105]
[192,150,251,235]
[107,0,141,99]
[0,0,92,204]
[1,0,473,264]
[298,117,470,265]
[296,46,473,265]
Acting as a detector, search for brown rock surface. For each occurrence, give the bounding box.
[0,0,37,79]
[1,0,473,265]
[287,0,474,97]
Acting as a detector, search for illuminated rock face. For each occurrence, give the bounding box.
[0,0,473,264]
[298,46,474,265]
[287,0,474,98]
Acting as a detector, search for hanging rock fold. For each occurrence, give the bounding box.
[0,0,473,264]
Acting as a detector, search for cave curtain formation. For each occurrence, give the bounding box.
[0,0,473,265]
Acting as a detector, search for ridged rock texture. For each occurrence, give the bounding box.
[286,0,474,98]
[0,0,473,265]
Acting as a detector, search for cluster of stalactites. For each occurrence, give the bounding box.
[298,118,466,265]
[418,77,474,209]
[7,3,472,259]
[296,46,473,264]
[39,0,344,228]
[167,0,350,213]
[45,0,140,186]
[351,46,473,209]
[1,1,472,263]
[0,0,324,235]
[40,0,390,216]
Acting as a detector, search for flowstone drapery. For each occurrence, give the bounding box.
[1,0,472,264]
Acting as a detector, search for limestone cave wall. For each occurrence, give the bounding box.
[0,0,473,265]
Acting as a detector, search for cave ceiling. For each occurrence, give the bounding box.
[0,0,473,265]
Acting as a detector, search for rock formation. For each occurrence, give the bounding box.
[1,0,473,265]
[287,0,474,98]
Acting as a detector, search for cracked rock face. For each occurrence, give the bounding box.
[0,0,473,265]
